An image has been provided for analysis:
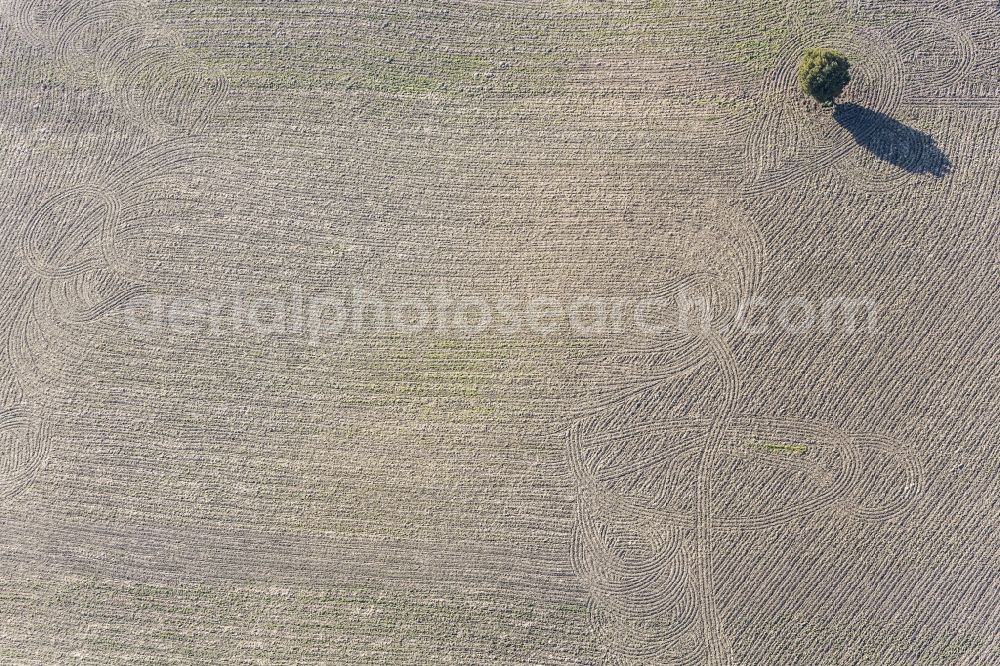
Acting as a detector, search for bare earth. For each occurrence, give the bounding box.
[0,1,997,664]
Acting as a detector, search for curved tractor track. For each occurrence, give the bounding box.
[2,0,226,502]
[0,0,996,664]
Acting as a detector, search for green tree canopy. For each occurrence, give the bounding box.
[797,48,851,105]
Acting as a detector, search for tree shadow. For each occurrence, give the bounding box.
[833,103,952,177]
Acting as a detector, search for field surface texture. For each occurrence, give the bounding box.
[0,0,997,664]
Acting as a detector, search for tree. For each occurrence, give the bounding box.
[797,48,851,106]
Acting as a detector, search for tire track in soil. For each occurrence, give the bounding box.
[565,196,925,662]
[1,0,227,503]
